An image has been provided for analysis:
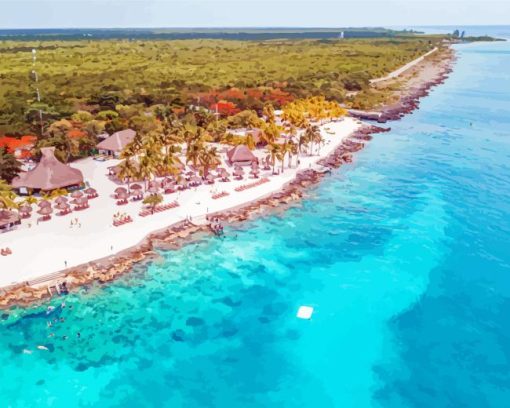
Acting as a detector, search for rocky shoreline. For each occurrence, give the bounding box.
[0,49,454,309]
[0,124,387,309]
[377,50,456,122]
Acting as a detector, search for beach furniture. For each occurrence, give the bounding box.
[212,191,229,200]
[296,306,314,320]
[84,187,98,199]
[37,205,52,221]
[138,200,179,217]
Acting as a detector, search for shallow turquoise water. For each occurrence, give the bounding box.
[1,39,510,407]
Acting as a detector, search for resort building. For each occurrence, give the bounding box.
[96,129,136,158]
[11,147,84,194]
[226,145,257,166]
[0,135,37,159]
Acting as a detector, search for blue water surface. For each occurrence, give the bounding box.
[1,39,510,407]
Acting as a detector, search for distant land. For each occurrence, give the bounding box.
[0,27,423,41]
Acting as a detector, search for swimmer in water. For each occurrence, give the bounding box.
[61,302,66,309]
[60,317,65,323]
[77,332,81,338]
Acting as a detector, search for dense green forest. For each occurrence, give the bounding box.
[0,36,441,135]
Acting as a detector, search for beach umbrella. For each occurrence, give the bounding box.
[116,191,129,200]
[206,174,215,183]
[19,204,32,212]
[55,201,69,210]
[84,187,96,195]
[131,183,143,191]
[55,196,68,204]
[162,178,175,186]
[38,200,51,208]
[37,206,52,216]
[233,166,244,177]
[148,185,159,194]
[114,187,128,197]
[71,190,83,199]
[191,176,202,185]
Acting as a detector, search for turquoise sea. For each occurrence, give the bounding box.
[1,35,510,407]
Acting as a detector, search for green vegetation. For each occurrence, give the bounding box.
[0,36,443,135]
[0,148,21,183]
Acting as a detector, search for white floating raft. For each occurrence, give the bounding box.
[296,306,314,320]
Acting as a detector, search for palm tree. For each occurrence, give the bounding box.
[305,125,320,156]
[159,144,181,178]
[0,179,17,212]
[266,143,282,175]
[315,134,325,155]
[262,121,280,145]
[23,195,38,206]
[186,139,204,169]
[263,103,275,123]
[48,188,68,200]
[198,146,220,178]
[143,193,163,214]
[117,158,137,192]
[287,140,298,168]
[298,132,309,157]
[138,148,160,190]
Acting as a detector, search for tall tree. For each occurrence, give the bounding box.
[0,148,22,183]
[198,146,220,178]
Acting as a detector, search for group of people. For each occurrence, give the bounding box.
[45,301,81,341]
[210,217,224,236]
[69,218,82,228]
[0,247,12,256]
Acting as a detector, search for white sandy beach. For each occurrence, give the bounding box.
[0,118,362,288]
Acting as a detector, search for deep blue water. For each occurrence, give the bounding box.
[1,39,510,407]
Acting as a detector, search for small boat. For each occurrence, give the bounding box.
[37,345,49,351]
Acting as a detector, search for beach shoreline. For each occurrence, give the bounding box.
[0,46,456,309]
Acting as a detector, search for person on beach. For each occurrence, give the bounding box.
[64,261,67,268]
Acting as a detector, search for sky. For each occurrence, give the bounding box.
[1,0,509,29]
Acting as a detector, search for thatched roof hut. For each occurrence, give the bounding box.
[227,145,257,166]
[11,147,83,192]
[96,129,136,157]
